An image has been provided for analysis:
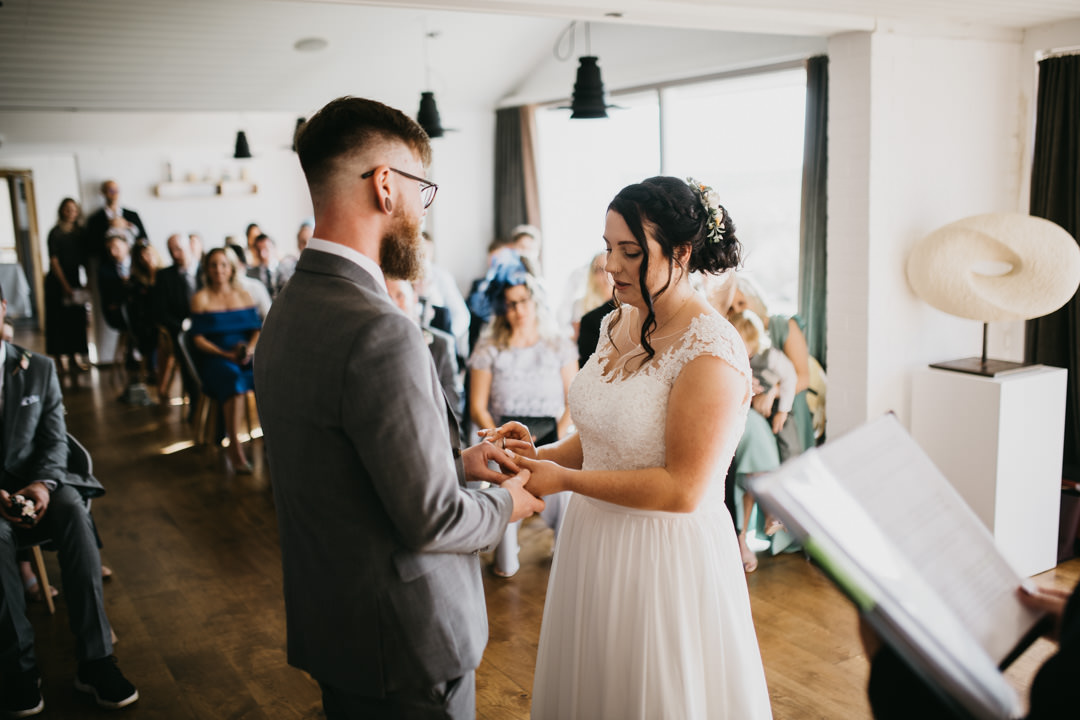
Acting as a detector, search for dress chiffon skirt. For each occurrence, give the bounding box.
[532,494,773,719]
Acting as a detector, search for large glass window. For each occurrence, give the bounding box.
[534,90,659,325]
[534,66,806,326]
[663,68,807,315]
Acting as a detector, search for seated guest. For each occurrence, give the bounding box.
[97,234,131,333]
[296,220,313,253]
[416,233,470,358]
[386,278,464,438]
[126,242,160,375]
[468,253,576,577]
[0,284,138,716]
[244,223,261,259]
[278,220,312,279]
[189,248,261,473]
[246,234,291,299]
[153,234,202,402]
[225,238,271,320]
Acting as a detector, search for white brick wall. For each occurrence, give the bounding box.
[826,29,1025,439]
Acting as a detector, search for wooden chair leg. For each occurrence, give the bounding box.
[30,546,54,615]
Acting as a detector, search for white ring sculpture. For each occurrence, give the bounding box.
[906,213,1080,322]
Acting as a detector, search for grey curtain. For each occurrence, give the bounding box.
[798,55,828,366]
[1025,54,1080,479]
[494,106,541,241]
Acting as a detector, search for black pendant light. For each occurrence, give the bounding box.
[233,130,252,159]
[556,22,615,119]
[569,56,612,119]
[417,92,445,138]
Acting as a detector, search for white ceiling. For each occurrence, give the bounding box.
[0,0,1078,114]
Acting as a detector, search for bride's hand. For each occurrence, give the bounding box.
[507,453,567,497]
[478,421,538,460]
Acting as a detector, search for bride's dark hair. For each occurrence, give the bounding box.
[607,176,741,360]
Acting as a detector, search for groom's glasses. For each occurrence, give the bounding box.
[361,167,438,209]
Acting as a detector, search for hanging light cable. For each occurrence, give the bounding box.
[557,21,616,119]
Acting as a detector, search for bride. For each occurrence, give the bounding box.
[499,176,772,718]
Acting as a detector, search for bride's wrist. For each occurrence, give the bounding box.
[559,467,577,494]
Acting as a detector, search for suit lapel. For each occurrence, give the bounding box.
[2,343,25,457]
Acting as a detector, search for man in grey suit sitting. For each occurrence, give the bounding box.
[0,286,137,716]
[254,96,544,719]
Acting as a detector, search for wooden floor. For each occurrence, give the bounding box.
[17,329,1079,719]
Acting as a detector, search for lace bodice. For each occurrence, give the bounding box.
[569,308,751,510]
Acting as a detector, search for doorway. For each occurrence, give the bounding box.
[0,170,44,330]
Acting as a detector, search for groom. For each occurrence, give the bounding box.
[254,96,543,719]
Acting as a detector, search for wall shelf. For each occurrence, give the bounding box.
[154,180,257,198]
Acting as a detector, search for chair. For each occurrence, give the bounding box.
[175,330,258,446]
[26,433,103,616]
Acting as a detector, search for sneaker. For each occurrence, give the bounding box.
[74,657,138,710]
[1,667,43,718]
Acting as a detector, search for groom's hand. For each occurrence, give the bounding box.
[503,470,545,522]
[461,442,520,485]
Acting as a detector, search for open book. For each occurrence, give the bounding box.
[749,414,1046,720]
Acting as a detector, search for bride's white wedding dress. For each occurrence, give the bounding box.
[531,309,772,719]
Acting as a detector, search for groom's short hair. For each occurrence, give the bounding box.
[295,96,432,194]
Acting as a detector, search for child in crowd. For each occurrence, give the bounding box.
[729,310,800,571]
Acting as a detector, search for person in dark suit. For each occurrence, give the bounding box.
[386,278,464,438]
[576,298,616,369]
[154,233,202,403]
[254,96,544,720]
[83,180,147,262]
[246,234,291,299]
[865,582,1077,719]
[0,285,137,716]
[97,235,131,333]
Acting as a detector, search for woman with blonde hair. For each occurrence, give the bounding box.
[190,247,261,472]
[730,275,815,452]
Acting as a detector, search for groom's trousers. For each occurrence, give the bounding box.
[319,669,475,720]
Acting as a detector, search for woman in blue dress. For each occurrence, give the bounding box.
[190,247,261,472]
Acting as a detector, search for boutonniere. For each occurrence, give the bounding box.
[12,351,30,376]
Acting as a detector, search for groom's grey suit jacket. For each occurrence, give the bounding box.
[254,249,512,695]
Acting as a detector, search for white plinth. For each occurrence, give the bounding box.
[911,365,1067,578]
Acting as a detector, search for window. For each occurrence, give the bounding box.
[534,91,659,325]
[663,69,807,315]
[534,66,806,324]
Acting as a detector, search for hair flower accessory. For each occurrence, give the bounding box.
[686,177,726,244]
[467,248,530,319]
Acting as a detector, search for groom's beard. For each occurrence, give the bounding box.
[380,207,424,281]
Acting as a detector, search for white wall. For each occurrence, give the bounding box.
[0,108,496,294]
[423,108,497,289]
[827,29,1024,437]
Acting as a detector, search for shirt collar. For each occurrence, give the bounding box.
[306,238,386,293]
